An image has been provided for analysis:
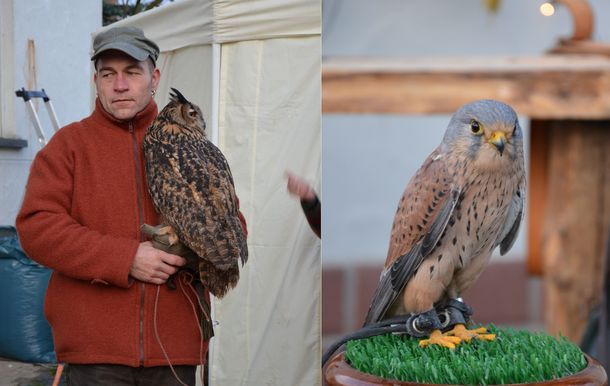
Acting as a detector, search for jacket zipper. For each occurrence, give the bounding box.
[130,122,146,365]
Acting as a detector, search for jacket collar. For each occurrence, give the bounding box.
[92,98,158,132]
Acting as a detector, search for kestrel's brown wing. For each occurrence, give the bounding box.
[363,151,461,325]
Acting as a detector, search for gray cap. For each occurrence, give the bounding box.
[91,26,159,64]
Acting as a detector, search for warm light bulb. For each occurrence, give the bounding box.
[540,2,555,16]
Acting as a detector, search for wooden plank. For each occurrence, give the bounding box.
[323,55,610,119]
[0,0,16,138]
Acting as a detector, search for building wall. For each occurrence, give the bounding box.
[0,1,101,226]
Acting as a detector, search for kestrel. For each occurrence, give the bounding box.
[142,88,248,301]
[364,99,525,349]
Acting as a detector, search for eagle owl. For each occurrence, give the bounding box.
[143,88,248,299]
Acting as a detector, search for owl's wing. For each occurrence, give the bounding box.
[363,151,461,325]
[198,142,248,264]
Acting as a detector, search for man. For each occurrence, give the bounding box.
[17,26,235,385]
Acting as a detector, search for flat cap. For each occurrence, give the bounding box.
[91,26,159,64]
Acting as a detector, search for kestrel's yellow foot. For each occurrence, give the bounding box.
[419,329,462,349]
[444,324,495,342]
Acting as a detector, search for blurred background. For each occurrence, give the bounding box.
[321,0,610,365]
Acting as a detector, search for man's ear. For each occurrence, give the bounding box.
[151,68,160,90]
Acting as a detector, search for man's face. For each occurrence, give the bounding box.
[94,50,160,121]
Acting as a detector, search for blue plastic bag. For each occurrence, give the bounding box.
[0,226,55,363]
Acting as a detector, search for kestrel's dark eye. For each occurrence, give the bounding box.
[470,119,483,135]
[188,108,197,117]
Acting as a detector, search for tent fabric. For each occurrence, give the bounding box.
[96,1,321,384]
[154,44,214,117]
[100,0,320,51]
[211,37,320,385]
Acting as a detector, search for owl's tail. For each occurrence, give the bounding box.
[199,258,240,298]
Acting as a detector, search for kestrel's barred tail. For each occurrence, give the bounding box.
[143,88,247,298]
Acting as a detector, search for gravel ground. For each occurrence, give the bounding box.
[0,361,65,386]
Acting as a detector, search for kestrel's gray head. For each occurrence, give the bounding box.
[442,100,523,172]
[155,88,207,138]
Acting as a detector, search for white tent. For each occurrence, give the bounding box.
[95,1,320,384]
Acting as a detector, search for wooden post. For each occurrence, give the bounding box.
[542,121,610,341]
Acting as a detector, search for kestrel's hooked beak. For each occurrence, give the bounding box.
[489,131,506,156]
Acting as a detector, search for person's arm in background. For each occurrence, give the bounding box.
[285,171,320,238]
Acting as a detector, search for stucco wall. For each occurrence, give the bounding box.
[0,1,101,226]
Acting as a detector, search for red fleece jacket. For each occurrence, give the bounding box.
[17,99,243,366]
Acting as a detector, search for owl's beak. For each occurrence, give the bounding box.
[489,131,506,156]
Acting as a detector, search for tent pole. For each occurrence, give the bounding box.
[207,42,221,386]
[211,43,221,146]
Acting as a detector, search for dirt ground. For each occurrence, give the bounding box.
[0,360,65,386]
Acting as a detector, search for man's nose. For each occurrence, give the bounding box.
[113,73,129,91]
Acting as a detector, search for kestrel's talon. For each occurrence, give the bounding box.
[419,329,462,349]
[444,324,496,342]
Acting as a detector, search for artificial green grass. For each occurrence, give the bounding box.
[345,325,587,385]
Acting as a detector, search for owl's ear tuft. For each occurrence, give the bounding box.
[169,88,189,104]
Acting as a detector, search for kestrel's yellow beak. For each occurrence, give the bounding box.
[489,131,506,156]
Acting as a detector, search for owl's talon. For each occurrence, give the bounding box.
[444,324,495,342]
[419,329,461,349]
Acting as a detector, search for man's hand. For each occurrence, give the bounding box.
[130,241,187,285]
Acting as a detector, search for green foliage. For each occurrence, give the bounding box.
[345,325,587,385]
[103,0,173,26]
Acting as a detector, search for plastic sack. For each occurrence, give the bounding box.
[0,226,55,363]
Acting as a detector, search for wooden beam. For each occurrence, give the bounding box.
[322,55,610,119]
[0,0,16,138]
[542,121,610,342]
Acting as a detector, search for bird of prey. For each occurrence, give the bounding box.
[142,88,248,302]
[364,99,525,349]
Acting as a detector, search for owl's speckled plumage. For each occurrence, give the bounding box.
[364,100,526,329]
[144,88,247,298]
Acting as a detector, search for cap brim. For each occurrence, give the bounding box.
[91,41,149,62]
